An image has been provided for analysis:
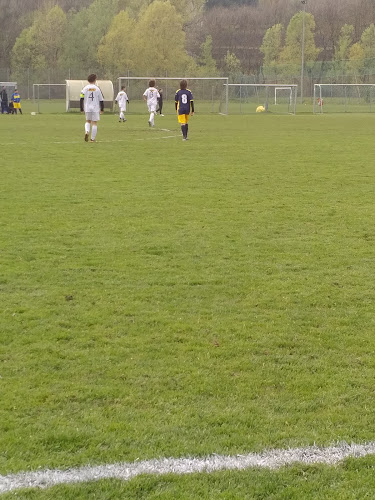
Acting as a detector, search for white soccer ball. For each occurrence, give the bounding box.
[256,105,265,113]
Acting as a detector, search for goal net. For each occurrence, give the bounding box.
[224,84,298,114]
[33,84,67,113]
[32,81,114,113]
[117,77,229,114]
[313,84,375,113]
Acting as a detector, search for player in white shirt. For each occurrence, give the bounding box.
[80,74,104,142]
[115,86,129,122]
[143,79,160,127]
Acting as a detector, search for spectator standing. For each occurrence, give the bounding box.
[1,87,8,114]
[11,89,22,114]
[156,88,164,116]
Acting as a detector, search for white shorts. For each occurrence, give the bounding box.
[85,111,100,122]
[120,107,126,112]
[148,104,157,113]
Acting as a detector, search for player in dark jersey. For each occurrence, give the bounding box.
[175,80,194,141]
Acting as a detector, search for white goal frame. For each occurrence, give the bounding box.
[275,86,293,105]
[313,83,375,113]
[224,84,298,114]
[117,76,229,114]
[32,83,66,113]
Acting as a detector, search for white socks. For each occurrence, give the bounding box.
[91,125,97,141]
[85,122,90,134]
[120,111,124,120]
[150,112,155,125]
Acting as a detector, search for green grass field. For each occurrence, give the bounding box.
[1,109,375,498]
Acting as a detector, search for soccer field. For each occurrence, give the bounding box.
[1,111,375,498]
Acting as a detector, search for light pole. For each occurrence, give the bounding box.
[300,0,307,104]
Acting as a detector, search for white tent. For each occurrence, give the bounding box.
[65,80,114,112]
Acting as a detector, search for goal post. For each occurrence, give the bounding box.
[224,84,298,114]
[275,86,293,106]
[117,77,229,114]
[313,83,375,113]
[32,84,67,113]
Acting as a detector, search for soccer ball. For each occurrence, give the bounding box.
[256,105,265,113]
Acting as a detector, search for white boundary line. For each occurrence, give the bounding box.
[1,442,375,494]
[52,134,180,145]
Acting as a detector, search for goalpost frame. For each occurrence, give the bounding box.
[117,76,229,114]
[224,84,298,114]
[313,83,375,113]
[32,83,66,113]
[274,86,293,105]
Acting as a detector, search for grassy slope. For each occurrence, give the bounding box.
[1,111,375,496]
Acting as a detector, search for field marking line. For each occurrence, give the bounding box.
[1,441,375,494]
[52,135,180,145]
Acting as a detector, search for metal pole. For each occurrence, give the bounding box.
[226,78,229,114]
[300,0,307,105]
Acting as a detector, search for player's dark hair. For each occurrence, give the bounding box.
[149,79,155,87]
[121,86,126,90]
[180,80,187,90]
[88,74,97,83]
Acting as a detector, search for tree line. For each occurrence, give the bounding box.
[3,0,375,84]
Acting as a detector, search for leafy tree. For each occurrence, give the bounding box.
[359,24,375,76]
[197,35,218,75]
[61,0,120,70]
[280,11,320,65]
[348,42,365,77]
[97,11,135,76]
[37,6,67,68]
[132,1,193,75]
[11,6,67,73]
[334,24,354,61]
[224,51,241,76]
[260,23,283,67]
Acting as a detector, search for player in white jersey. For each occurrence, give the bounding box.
[115,86,129,123]
[143,79,160,127]
[80,74,104,142]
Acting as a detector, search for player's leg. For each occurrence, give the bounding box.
[148,105,155,127]
[185,115,190,139]
[19,107,22,115]
[91,121,98,141]
[85,118,91,142]
[178,114,186,139]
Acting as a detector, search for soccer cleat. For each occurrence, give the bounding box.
[160,114,164,117]
[90,139,95,142]
[182,138,187,141]
[84,133,89,142]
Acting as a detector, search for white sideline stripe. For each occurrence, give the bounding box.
[1,442,375,494]
[52,135,180,144]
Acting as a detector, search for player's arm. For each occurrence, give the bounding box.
[80,91,84,112]
[190,99,194,115]
[175,91,178,111]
